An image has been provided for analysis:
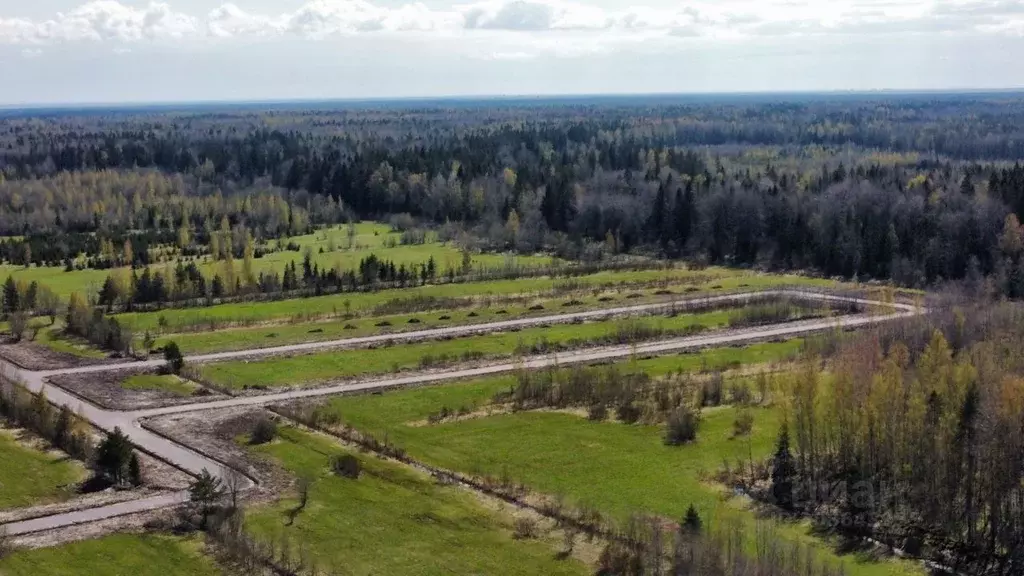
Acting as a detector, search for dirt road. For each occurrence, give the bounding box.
[0,290,921,536]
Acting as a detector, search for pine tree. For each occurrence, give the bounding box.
[96,427,134,486]
[128,453,143,487]
[682,504,702,533]
[2,276,19,315]
[771,422,796,511]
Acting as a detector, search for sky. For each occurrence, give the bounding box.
[1,0,1023,105]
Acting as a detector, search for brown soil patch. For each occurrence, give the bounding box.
[47,368,229,412]
[0,340,117,371]
[142,408,291,500]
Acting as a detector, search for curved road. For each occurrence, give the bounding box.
[0,290,921,537]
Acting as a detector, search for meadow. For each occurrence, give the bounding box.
[305,351,921,576]
[119,265,835,333]
[196,313,808,390]
[149,275,839,355]
[0,534,221,576]
[0,427,87,511]
[244,425,586,575]
[0,222,555,299]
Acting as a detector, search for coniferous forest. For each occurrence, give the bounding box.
[1,94,1024,293]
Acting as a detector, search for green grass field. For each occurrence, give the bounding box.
[245,426,585,575]
[0,428,87,511]
[309,357,921,576]
[0,222,554,299]
[152,278,835,355]
[0,534,220,576]
[197,313,806,390]
[120,266,835,334]
[32,323,108,360]
[121,374,197,397]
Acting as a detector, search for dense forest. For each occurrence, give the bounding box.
[2,95,1024,291]
[744,302,1024,575]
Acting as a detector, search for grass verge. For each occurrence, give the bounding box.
[197,313,806,390]
[0,427,87,511]
[0,534,220,576]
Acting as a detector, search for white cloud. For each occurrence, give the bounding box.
[2,0,1024,47]
[1,1,196,44]
[206,3,279,39]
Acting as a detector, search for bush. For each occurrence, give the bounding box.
[331,453,361,479]
[249,416,278,445]
[616,402,641,424]
[164,341,184,374]
[665,406,701,446]
[512,517,537,540]
[733,410,754,438]
[7,311,28,342]
[588,404,608,421]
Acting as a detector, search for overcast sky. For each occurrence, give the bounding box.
[2,0,1023,105]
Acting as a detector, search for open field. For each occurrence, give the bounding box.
[119,266,837,333]
[150,278,842,355]
[245,425,586,575]
[0,427,87,511]
[0,534,221,576]
[303,358,921,576]
[196,311,811,390]
[0,222,555,299]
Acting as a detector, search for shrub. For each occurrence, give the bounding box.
[616,402,641,424]
[699,373,724,406]
[665,406,701,446]
[733,410,754,438]
[730,380,753,405]
[164,341,184,374]
[331,453,361,479]
[7,311,28,342]
[249,416,278,445]
[588,404,608,421]
[512,517,537,540]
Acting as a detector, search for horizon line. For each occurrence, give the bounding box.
[3,86,1024,112]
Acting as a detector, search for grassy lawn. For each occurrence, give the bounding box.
[197,312,805,390]
[0,534,220,576]
[32,323,108,360]
[0,222,554,299]
[120,266,835,333]
[121,374,197,397]
[311,360,921,576]
[245,426,586,575]
[0,428,88,510]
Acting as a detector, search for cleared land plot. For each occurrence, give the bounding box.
[46,369,225,412]
[0,222,553,298]
[245,425,586,575]
[0,427,87,511]
[0,534,220,576]
[196,310,810,390]
[119,267,835,333]
[151,281,843,355]
[303,353,920,576]
[122,374,197,397]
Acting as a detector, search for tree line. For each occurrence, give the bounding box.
[750,304,1024,575]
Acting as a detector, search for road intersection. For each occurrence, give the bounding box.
[1,289,922,536]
